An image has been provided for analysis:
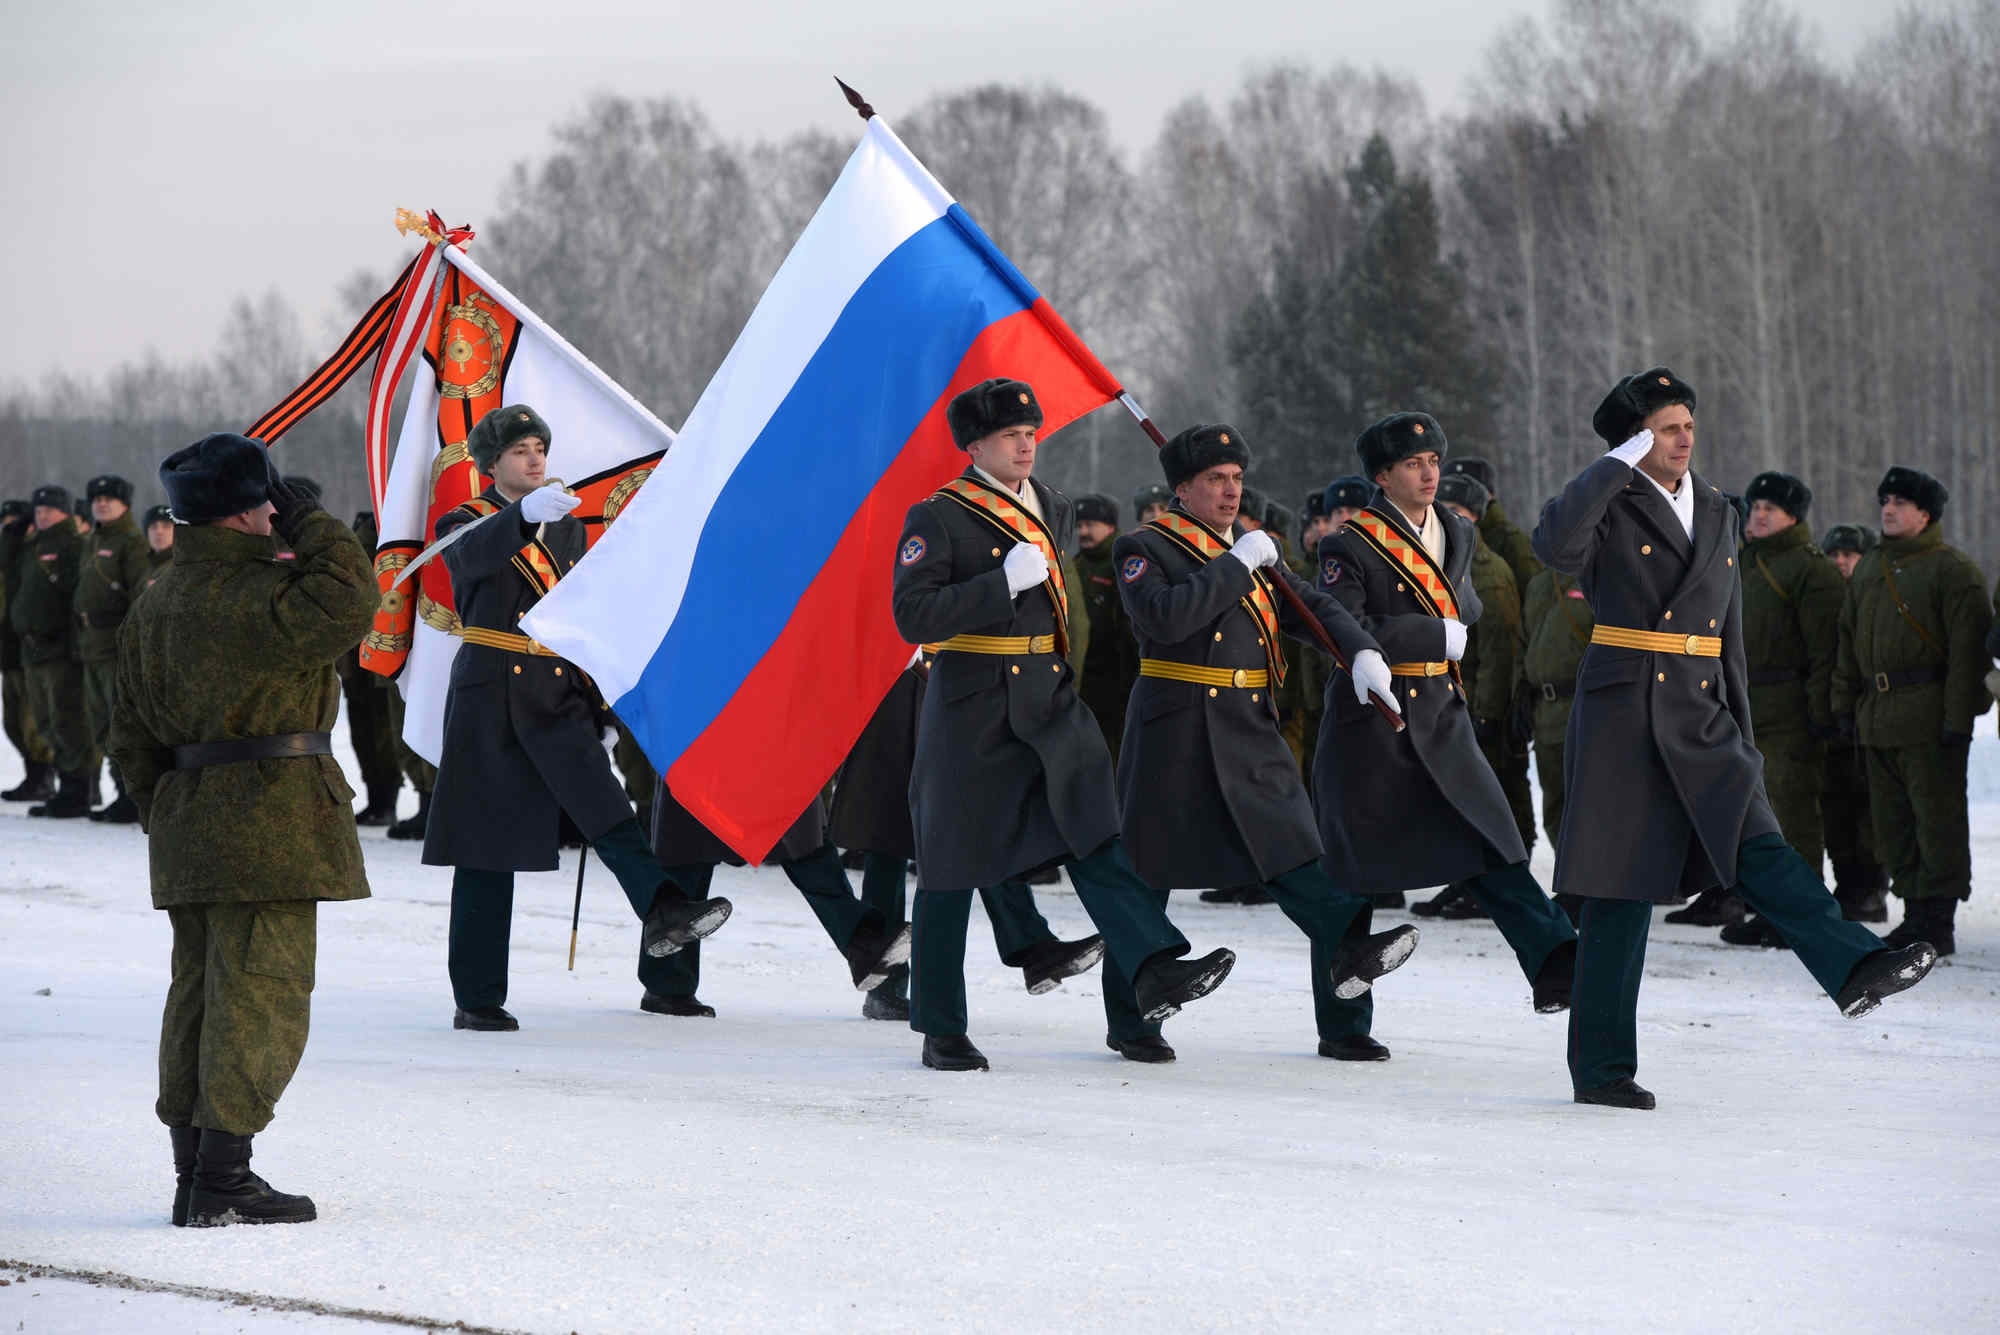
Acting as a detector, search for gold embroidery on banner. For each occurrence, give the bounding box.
[430,441,475,489]
[438,296,505,400]
[601,469,652,526]
[417,591,462,634]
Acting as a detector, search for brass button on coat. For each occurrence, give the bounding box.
[1663,610,1673,620]
[1010,665,1020,675]
[1700,679,1710,689]
[1641,544,1653,555]
[991,547,1001,558]
[1207,687,1218,697]
[1213,631,1223,641]
[553,666,563,676]
[1657,672,1666,682]
[512,665,522,675]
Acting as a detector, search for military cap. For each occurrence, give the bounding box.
[467,404,553,475]
[1160,423,1250,487]
[1074,493,1117,527]
[1356,412,1447,478]
[281,474,324,504]
[1441,457,1496,495]
[1131,482,1172,518]
[1436,472,1491,519]
[1239,484,1267,521]
[946,378,1042,450]
[1820,524,1875,556]
[1321,474,1371,514]
[1743,471,1812,522]
[0,499,28,523]
[32,484,72,513]
[71,496,90,519]
[142,504,175,529]
[85,474,135,504]
[1593,367,1696,445]
[159,433,274,524]
[1264,499,1296,537]
[1302,490,1328,520]
[1877,466,1947,521]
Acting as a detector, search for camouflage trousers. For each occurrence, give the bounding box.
[384,684,435,794]
[1479,730,1537,855]
[340,671,402,797]
[2,667,51,765]
[1533,739,1566,845]
[1865,743,1972,902]
[157,901,317,1135]
[1757,727,1825,874]
[82,658,121,787]
[23,659,93,776]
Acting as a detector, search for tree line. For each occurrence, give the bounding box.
[5,0,1995,573]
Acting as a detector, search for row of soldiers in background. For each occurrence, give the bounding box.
[1062,460,1998,956]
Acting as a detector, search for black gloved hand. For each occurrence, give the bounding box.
[267,476,322,545]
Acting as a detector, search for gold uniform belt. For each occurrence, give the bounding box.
[926,634,1058,656]
[1389,661,1450,677]
[1140,659,1269,689]
[1591,625,1723,657]
[455,626,559,656]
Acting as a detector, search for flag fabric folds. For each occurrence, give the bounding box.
[523,117,1123,863]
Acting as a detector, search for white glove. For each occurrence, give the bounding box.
[1442,618,1468,661]
[1002,542,1050,595]
[1609,429,1654,468]
[521,483,581,524]
[1229,529,1280,570]
[1350,649,1400,716]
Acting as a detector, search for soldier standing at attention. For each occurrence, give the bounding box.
[1115,425,1417,1061]
[1070,493,1139,762]
[140,505,176,595]
[1535,370,1936,1110]
[109,433,377,1226]
[1701,472,1845,947]
[1314,415,1579,1027]
[0,499,56,802]
[1443,457,1543,593]
[423,404,733,1032]
[1814,525,1888,922]
[337,510,403,827]
[1830,468,1992,957]
[76,475,151,824]
[892,378,1237,1071]
[11,484,95,818]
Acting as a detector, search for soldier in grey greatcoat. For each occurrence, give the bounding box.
[1533,368,1937,1110]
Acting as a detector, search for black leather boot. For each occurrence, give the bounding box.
[1,761,55,802]
[641,991,717,1018]
[453,1006,519,1031]
[862,965,910,1021]
[28,770,89,818]
[921,1033,990,1071]
[1837,942,1938,1018]
[187,1131,316,1226]
[1134,948,1236,1022]
[844,919,912,990]
[1107,1034,1176,1063]
[1329,924,1420,1000]
[1664,887,1747,926]
[641,885,733,959]
[1531,939,1576,1014]
[1574,1077,1655,1110]
[1318,1035,1392,1061]
[1020,934,1104,994]
[353,785,399,827]
[1882,898,1955,957]
[170,1126,199,1227]
[386,790,431,841]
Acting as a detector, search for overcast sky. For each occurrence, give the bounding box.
[2,0,1918,385]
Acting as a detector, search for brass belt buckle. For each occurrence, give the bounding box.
[1874,671,1891,693]
[1230,668,1248,688]
[1683,634,1701,655]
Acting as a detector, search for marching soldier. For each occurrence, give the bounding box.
[140,504,176,595]
[1116,425,1417,1060]
[1442,457,1543,593]
[1313,414,1578,1039]
[110,433,377,1227]
[337,510,403,826]
[1830,467,1992,957]
[892,377,1237,1071]
[1132,483,1171,528]
[76,474,150,823]
[1704,473,1845,946]
[1535,369,1935,1110]
[1069,493,1137,760]
[422,404,732,1031]
[1,499,57,802]
[1816,525,1888,921]
[10,484,96,818]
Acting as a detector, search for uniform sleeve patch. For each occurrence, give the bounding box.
[1120,555,1148,583]
[898,535,927,566]
[1565,588,1586,599]
[1321,558,1341,585]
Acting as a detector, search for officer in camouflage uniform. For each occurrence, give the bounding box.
[336,510,402,826]
[1069,493,1136,762]
[1831,467,1992,956]
[1816,524,1887,921]
[1703,473,1846,946]
[10,484,95,818]
[75,474,152,824]
[1,499,56,802]
[110,433,378,1227]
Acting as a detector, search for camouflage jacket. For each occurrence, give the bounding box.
[1520,566,1595,747]
[1479,498,1544,594]
[1459,528,1523,727]
[75,512,153,663]
[8,519,82,665]
[1832,523,1993,745]
[110,512,378,907]
[1738,522,1843,737]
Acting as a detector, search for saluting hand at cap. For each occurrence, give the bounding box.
[1609,428,1655,468]
[1002,542,1050,595]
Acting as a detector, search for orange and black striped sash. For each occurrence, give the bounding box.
[1144,512,1287,687]
[935,476,1070,658]
[1347,508,1460,621]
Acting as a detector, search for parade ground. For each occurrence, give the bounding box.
[2,729,1996,1333]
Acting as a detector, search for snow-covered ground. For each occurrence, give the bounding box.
[2,717,1997,1334]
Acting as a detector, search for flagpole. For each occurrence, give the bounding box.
[833,80,1403,733]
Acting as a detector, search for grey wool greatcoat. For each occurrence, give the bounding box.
[422,487,634,873]
[1114,508,1378,888]
[828,663,926,861]
[1531,455,1780,903]
[1312,496,1528,892]
[891,470,1117,891]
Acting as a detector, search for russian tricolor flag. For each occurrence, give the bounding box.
[524,115,1124,862]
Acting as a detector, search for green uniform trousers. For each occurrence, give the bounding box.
[638,842,882,998]
[1533,740,1566,845]
[82,657,121,787]
[1820,742,1882,890]
[449,818,667,1009]
[340,673,402,797]
[2,667,51,765]
[1567,833,1882,1091]
[384,686,436,794]
[158,901,317,1135]
[910,838,1185,1040]
[1757,727,1826,874]
[1480,730,1538,853]
[23,658,93,776]
[1864,743,1971,902]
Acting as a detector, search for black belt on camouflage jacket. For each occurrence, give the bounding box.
[172,732,334,769]
[1747,668,1806,687]
[77,611,123,630]
[1872,666,1945,693]
[1534,680,1575,702]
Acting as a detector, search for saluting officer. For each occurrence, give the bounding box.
[892,378,1237,1071]
[423,404,732,1032]
[1815,524,1888,922]
[1829,467,1992,957]
[1534,369,1936,1110]
[1313,414,1580,1038]
[1115,425,1417,1060]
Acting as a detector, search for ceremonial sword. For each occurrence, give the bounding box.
[391,479,569,589]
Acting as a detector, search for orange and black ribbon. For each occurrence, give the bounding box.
[934,476,1070,659]
[1144,512,1287,687]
